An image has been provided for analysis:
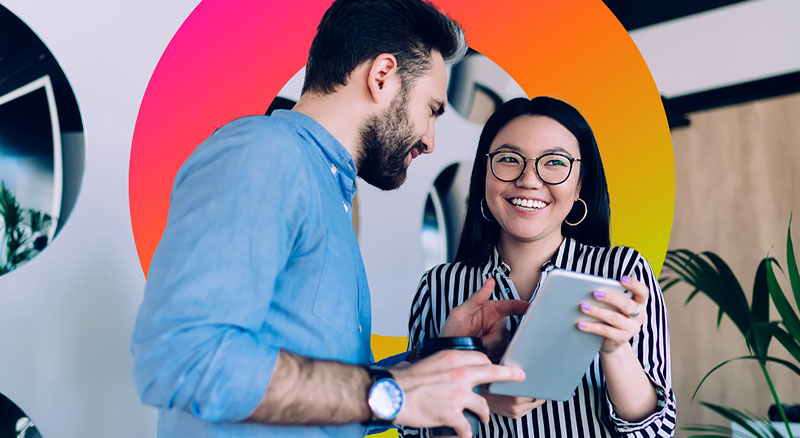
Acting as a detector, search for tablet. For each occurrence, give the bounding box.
[488,269,631,401]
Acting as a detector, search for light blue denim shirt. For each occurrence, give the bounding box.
[131,110,400,437]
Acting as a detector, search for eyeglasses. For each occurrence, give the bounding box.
[486,150,581,185]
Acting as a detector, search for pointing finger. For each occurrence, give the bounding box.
[465,278,495,307]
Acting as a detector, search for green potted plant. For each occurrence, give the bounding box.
[0,181,52,275]
[660,215,800,438]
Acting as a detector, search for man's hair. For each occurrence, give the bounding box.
[302,0,466,95]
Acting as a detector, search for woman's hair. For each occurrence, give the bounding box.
[454,96,611,267]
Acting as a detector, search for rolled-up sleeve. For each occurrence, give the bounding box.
[131,118,309,422]
[602,254,677,437]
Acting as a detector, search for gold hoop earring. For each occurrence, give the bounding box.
[565,198,587,226]
[480,198,495,222]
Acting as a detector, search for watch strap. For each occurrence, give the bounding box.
[366,365,394,382]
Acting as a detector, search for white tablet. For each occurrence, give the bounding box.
[488,269,631,401]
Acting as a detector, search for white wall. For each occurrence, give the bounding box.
[630,0,800,98]
[0,1,200,436]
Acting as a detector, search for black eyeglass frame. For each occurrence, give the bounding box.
[485,150,582,185]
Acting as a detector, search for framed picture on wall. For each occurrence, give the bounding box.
[0,74,62,241]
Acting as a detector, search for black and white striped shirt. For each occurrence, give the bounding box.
[401,237,676,438]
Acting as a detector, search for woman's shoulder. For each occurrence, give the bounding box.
[571,241,656,277]
[420,261,484,284]
[578,241,643,261]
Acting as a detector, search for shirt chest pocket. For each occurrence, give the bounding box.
[312,232,360,334]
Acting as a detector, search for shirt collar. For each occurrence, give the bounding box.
[270,109,358,199]
[482,237,584,277]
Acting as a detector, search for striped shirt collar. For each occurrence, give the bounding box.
[481,236,585,277]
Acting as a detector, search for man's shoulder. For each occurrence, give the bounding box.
[187,115,315,179]
[211,115,306,156]
[174,115,312,193]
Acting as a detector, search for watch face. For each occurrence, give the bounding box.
[369,379,404,420]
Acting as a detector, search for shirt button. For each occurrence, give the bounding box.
[331,164,338,175]
[358,324,363,333]
[343,202,349,212]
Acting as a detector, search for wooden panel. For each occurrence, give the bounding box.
[666,92,800,434]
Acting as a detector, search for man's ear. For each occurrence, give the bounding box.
[366,53,401,104]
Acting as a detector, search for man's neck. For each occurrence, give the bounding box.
[293,90,367,169]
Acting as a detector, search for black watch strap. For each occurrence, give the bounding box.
[366,365,394,382]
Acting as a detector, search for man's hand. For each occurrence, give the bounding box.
[392,350,525,438]
[482,389,545,419]
[440,278,529,361]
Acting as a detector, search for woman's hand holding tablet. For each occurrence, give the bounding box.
[487,269,635,401]
[576,274,649,353]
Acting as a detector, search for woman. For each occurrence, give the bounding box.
[401,97,675,437]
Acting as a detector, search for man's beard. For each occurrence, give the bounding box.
[356,88,424,191]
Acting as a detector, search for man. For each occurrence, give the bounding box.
[131,1,527,437]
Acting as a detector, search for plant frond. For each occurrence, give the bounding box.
[766,259,800,343]
[693,355,800,401]
[786,212,800,316]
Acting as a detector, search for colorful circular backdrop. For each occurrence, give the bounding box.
[129,0,674,350]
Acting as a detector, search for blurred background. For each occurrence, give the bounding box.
[610,0,800,434]
[0,0,798,437]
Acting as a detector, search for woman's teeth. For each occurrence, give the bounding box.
[510,198,547,210]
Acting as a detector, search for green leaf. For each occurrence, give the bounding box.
[746,321,780,358]
[750,259,773,357]
[667,250,706,285]
[684,434,730,438]
[787,212,800,315]
[658,277,681,292]
[752,259,771,323]
[768,325,800,366]
[683,427,731,438]
[686,288,702,305]
[692,355,800,400]
[27,208,52,234]
[766,258,800,342]
[665,249,753,336]
[0,181,23,233]
[704,251,753,335]
[699,401,775,438]
[683,423,766,438]
[663,251,699,288]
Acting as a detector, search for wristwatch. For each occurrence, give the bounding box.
[364,365,405,426]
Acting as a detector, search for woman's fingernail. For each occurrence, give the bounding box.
[621,275,631,283]
[578,321,587,328]
[593,290,605,299]
[581,303,592,311]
